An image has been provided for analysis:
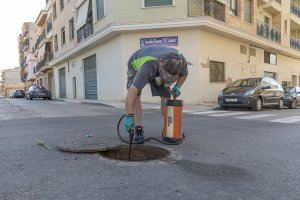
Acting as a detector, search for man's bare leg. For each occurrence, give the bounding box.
[134,96,142,127]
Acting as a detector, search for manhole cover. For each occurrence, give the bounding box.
[57,137,120,153]
[99,145,170,162]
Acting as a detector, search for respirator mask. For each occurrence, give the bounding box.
[154,53,182,88]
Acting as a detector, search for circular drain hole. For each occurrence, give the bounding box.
[99,145,170,162]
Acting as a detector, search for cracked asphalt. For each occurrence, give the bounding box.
[0,98,299,200]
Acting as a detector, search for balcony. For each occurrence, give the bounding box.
[290,36,300,51]
[188,0,226,22]
[257,20,281,44]
[46,22,52,34]
[77,18,93,43]
[35,30,46,49]
[291,1,300,18]
[258,0,281,14]
[35,51,53,72]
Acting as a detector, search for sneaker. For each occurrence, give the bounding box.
[134,126,144,144]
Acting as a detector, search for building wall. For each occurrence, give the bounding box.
[93,0,189,32]
[52,0,76,58]
[54,35,124,100]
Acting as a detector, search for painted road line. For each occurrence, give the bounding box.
[270,116,300,124]
[236,114,277,120]
[209,112,248,117]
[189,110,229,115]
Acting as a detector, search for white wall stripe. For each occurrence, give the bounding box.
[270,116,300,124]
[236,114,277,119]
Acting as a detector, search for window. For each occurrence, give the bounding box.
[61,27,66,46]
[230,0,237,16]
[96,0,105,20]
[54,35,58,52]
[209,61,225,83]
[69,18,75,40]
[144,0,173,7]
[60,0,64,10]
[240,45,247,54]
[53,2,57,19]
[244,0,252,23]
[264,51,277,65]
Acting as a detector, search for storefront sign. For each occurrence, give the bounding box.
[140,36,178,47]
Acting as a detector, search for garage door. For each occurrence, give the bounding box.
[59,68,66,98]
[84,55,98,99]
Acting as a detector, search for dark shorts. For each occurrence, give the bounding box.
[127,62,171,98]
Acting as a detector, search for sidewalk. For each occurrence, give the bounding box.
[62,98,218,112]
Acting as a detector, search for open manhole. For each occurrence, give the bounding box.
[99,145,170,162]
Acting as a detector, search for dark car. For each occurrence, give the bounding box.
[218,77,284,111]
[283,87,300,109]
[26,86,52,100]
[13,90,25,98]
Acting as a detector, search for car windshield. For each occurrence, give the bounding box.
[228,78,261,88]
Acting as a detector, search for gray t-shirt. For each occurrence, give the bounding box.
[130,46,188,90]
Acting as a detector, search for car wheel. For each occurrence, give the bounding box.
[30,97,33,100]
[289,99,298,109]
[277,99,283,110]
[254,99,262,111]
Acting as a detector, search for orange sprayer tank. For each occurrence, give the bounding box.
[162,99,183,143]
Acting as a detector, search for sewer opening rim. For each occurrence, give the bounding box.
[99,145,171,162]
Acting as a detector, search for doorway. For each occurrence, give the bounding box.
[72,77,77,99]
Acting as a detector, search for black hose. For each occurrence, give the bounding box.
[117,115,183,145]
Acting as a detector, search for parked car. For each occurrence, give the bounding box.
[26,86,52,100]
[13,90,25,98]
[283,86,300,109]
[218,77,284,111]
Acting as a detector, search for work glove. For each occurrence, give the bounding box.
[171,85,181,98]
[124,114,135,133]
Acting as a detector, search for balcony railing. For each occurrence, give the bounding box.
[46,22,52,34]
[257,20,281,43]
[188,0,226,22]
[291,1,300,18]
[35,30,46,49]
[77,18,93,43]
[35,51,53,72]
[290,36,300,51]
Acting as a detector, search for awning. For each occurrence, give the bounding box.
[76,0,89,30]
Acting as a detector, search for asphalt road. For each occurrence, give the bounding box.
[0,98,299,200]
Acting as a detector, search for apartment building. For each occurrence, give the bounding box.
[18,22,37,87]
[32,1,56,95]
[45,0,300,105]
[51,0,77,98]
[1,68,24,97]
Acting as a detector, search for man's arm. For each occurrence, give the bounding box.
[125,86,139,115]
[176,75,187,87]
